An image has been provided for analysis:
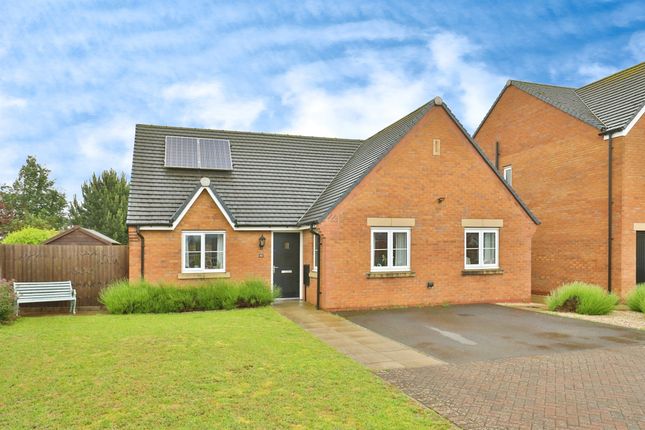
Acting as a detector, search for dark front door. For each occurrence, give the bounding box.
[273,232,300,298]
[637,232,645,284]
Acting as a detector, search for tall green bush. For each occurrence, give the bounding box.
[100,279,276,314]
[2,227,57,244]
[626,284,645,313]
[546,281,618,315]
[0,279,17,324]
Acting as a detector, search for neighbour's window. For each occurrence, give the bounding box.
[313,235,320,272]
[371,228,411,272]
[464,229,498,269]
[182,232,225,272]
[503,165,512,185]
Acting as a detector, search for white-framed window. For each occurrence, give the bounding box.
[181,231,226,273]
[464,228,499,269]
[503,165,512,185]
[312,235,320,272]
[370,228,411,272]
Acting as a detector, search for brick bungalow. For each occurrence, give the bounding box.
[127,97,538,311]
[475,62,645,298]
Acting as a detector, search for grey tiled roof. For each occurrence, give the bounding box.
[576,62,645,131]
[488,62,645,133]
[127,126,361,226]
[509,81,604,128]
[298,100,435,225]
[129,97,539,227]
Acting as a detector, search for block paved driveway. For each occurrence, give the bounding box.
[339,305,645,430]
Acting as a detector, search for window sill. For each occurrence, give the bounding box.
[462,268,503,276]
[310,271,318,279]
[178,272,231,280]
[366,271,415,279]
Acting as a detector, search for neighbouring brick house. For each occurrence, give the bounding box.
[475,62,645,298]
[127,97,538,311]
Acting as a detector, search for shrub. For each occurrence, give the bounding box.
[100,279,276,314]
[626,284,645,313]
[546,281,619,315]
[0,279,17,324]
[2,227,57,244]
[236,278,277,308]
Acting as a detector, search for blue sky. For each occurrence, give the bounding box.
[1,0,644,200]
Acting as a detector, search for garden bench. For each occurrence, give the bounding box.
[13,281,77,315]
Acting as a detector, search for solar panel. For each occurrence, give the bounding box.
[165,136,233,170]
[199,138,233,170]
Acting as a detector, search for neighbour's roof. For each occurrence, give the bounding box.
[44,226,120,245]
[508,81,604,128]
[576,62,645,131]
[477,61,645,133]
[129,97,539,227]
[127,126,361,226]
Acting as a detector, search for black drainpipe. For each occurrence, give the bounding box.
[601,127,622,293]
[607,132,613,293]
[495,141,500,170]
[310,224,321,310]
[135,226,145,279]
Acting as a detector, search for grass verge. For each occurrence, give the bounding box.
[0,308,451,429]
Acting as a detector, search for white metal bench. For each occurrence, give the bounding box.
[13,281,77,315]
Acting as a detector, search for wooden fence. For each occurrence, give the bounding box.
[0,244,128,307]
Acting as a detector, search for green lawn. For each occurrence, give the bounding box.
[0,308,451,429]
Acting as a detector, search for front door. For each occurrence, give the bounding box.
[273,232,300,298]
[637,232,645,284]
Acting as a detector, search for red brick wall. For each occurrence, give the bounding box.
[475,86,610,295]
[128,191,272,285]
[317,105,536,311]
[616,115,645,295]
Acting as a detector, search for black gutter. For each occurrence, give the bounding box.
[309,224,322,310]
[135,226,145,279]
[495,141,500,170]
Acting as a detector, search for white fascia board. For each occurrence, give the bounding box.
[603,104,645,139]
[138,189,310,232]
[140,187,234,231]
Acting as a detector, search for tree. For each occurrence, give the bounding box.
[1,227,57,244]
[0,156,67,234]
[69,169,129,244]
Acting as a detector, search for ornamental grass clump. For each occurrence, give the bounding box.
[100,278,277,314]
[626,284,645,313]
[546,281,618,315]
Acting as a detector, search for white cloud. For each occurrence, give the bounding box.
[427,32,506,129]
[577,63,618,82]
[162,80,266,130]
[0,94,27,109]
[279,31,506,137]
[628,31,645,59]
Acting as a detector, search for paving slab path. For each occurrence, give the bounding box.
[274,301,441,370]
